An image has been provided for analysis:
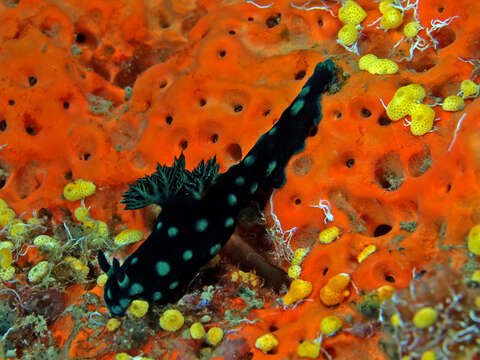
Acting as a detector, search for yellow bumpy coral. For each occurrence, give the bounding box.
[468,224,480,255]
[159,309,184,331]
[320,273,351,306]
[413,306,438,328]
[442,95,465,111]
[318,226,340,244]
[380,8,404,29]
[288,265,302,279]
[114,229,143,246]
[460,79,479,98]
[337,23,358,46]
[338,0,367,25]
[297,341,321,358]
[28,260,50,283]
[358,54,398,75]
[357,244,376,263]
[409,103,435,136]
[255,333,279,353]
[292,248,308,265]
[319,315,342,336]
[127,299,149,318]
[190,322,206,340]
[63,179,96,201]
[283,279,313,305]
[403,21,421,38]
[107,318,121,331]
[206,326,223,346]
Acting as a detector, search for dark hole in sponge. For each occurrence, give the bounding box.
[218,50,227,58]
[210,133,219,143]
[180,140,188,150]
[378,116,391,126]
[374,224,392,237]
[165,115,173,125]
[0,120,6,131]
[266,14,281,28]
[227,143,242,162]
[234,104,243,112]
[346,158,355,168]
[75,33,86,43]
[361,108,372,117]
[295,70,306,80]
[385,275,395,283]
[28,76,37,87]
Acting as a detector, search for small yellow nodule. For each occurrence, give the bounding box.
[318,226,340,244]
[442,95,465,112]
[255,333,279,353]
[297,340,321,358]
[127,299,149,318]
[319,315,342,336]
[159,309,184,332]
[283,279,313,305]
[468,224,480,255]
[413,306,438,328]
[206,326,224,346]
[107,318,122,332]
[190,322,206,340]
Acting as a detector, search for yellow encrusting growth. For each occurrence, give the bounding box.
[472,269,480,282]
[97,273,108,286]
[0,207,15,227]
[338,0,367,25]
[337,23,359,46]
[468,224,480,255]
[380,8,404,29]
[390,313,401,326]
[358,54,398,75]
[206,326,223,346]
[115,353,131,360]
[409,103,435,136]
[460,79,479,98]
[127,299,149,318]
[292,248,308,265]
[65,256,89,277]
[320,273,351,306]
[357,244,376,263]
[114,229,144,246]
[28,260,50,283]
[63,179,96,201]
[442,95,465,111]
[319,315,342,336]
[34,234,59,250]
[283,279,313,305]
[413,306,438,328]
[421,350,436,360]
[159,309,184,331]
[318,226,340,244]
[288,264,302,279]
[403,21,421,37]
[297,341,321,358]
[190,322,206,340]
[255,333,279,353]
[107,318,121,332]
[377,285,395,302]
[379,0,394,14]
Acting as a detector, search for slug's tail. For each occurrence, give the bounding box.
[241,59,338,189]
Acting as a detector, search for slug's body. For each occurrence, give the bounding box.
[99,60,337,316]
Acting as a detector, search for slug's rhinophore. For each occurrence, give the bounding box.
[99,59,337,316]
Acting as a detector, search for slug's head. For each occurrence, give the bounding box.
[98,250,133,317]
